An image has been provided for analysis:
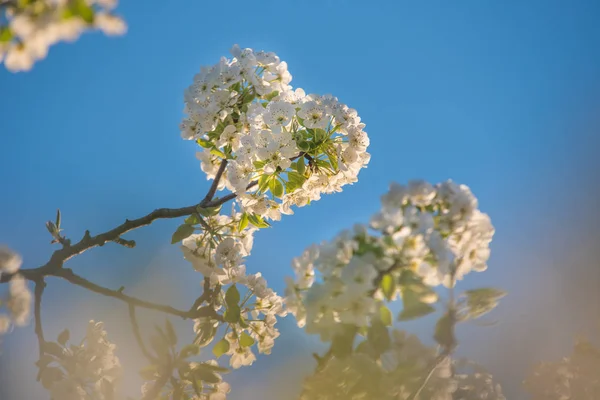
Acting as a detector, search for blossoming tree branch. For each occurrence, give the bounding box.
[0,45,509,399]
[0,0,126,72]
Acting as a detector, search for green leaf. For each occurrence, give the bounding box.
[179,344,200,359]
[224,305,241,323]
[237,213,249,232]
[171,224,195,244]
[196,138,212,148]
[212,338,230,358]
[190,364,221,384]
[57,329,70,346]
[194,320,217,348]
[239,332,255,348]
[398,302,436,321]
[43,342,64,357]
[463,288,506,320]
[253,160,267,169]
[380,274,396,301]
[197,205,221,217]
[73,0,94,23]
[248,214,270,229]
[210,148,227,159]
[379,306,393,327]
[296,140,310,152]
[434,312,456,350]
[269,177,284,198]
[0,27,13,43]
[295,158,306,175]
[184,213,200,225]
[225,285,240,308]
[165,319,177,346]
[257,174,271,193]
[55,209,61,229]
[263,91,279,101]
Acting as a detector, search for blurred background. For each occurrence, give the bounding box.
[1,0,599,398]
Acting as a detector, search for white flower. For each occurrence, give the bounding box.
[0,246,22,275]
[298,101,328,129]
[94,13,127,36]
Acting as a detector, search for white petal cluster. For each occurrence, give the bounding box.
[1,0,126,72]
[285,180,494,339]
[42,321,122,400]
[181,44,370,221]
[184,211,286,370]
[180,213,256,287]
[0,246,31,335]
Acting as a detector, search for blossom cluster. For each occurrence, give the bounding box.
[180,208,286,369]
[0,246,32,335]
[180,44,370,222]
[301,330,505,400]
[39,320,122,400]
[285,180,494,341]
[0,0,126,72]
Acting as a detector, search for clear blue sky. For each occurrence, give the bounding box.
[1,0,600,399]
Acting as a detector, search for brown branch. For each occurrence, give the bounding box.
[0,187,248,285]
[128,304,157,363]
[33,279,46,358]
[202,160,228,203]
[51,268,222,321]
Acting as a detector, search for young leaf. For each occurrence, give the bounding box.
[194,320,217,348]
[212,338,230,358]
[196,138,212,148]
[463,287,507,320]
[296,157,306,175]
[171,224,194,244]
[379,306,393,327]
[225,285,240,308]
[210,148,227,159]
[380,274,396,301]
[57,329,70,346]
[239,332,255,348]
[434,312,456,350]
[179,344,200,359]
[224,305,241,324]
[269,177,284,198]
[238,213,249,232]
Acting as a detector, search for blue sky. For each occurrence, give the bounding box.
[1,0,600,399]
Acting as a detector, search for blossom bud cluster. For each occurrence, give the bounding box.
[285,180,494,340]
[0,246,31,335]
[1,0,126,72]
[41,320,122,400]
[181,44,370,222]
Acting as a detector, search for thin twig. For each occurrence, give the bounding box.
[128,304,157,363]
[33,279,46,358]
[202,160,228,204]
[51,268,222,321]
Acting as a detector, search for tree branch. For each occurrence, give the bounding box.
[128,304,158,363]
[51,268,222,321]
[33,279,46,358]
[0,184,249,285]
[141,366,172,400]
[202,160,228,204]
